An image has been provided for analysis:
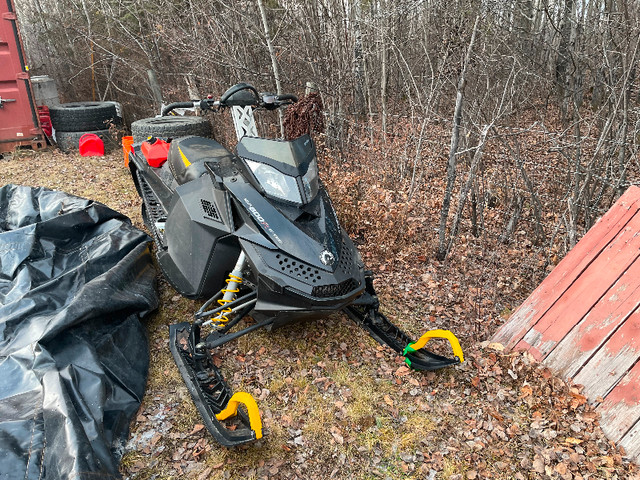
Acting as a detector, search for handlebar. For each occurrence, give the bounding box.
[161,100,219,116]
[275,94,299,103]
[160,84,298,116]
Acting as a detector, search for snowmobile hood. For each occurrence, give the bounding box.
[225,176,342,272]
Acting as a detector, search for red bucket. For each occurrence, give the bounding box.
[79,133,105,157]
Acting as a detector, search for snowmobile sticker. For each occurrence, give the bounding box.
[243,197,283,245]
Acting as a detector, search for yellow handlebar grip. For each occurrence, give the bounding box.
[215,392,263,440]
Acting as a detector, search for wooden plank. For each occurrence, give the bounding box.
[492,186,640,349]
[596,361,640,443]
[543,260,640,379]
[619,420,640,462]
[514,213,640,360]
[572,309,640,399]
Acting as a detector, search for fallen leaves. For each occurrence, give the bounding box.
[5,149,636,479]
[519,383,533,398]
[188,424,205,435]
[329,426,344,444]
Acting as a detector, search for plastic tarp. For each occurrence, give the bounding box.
[0,185,158,479]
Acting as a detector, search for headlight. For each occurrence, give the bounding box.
[245,159,302,204]
[302,158,319,202]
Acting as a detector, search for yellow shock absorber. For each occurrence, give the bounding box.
[212,252,246,327]
[214,274,242,324]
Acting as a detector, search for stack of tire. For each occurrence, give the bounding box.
[50,102,120,153]
[130,116,212,143]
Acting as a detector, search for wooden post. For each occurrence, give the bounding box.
[305,81,318,95]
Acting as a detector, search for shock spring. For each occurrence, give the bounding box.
[214,274,243,324]
[210,252,246,327]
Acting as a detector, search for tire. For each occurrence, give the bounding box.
[131,116,212,143]
[56,129,119,153]
[49,102,118,132]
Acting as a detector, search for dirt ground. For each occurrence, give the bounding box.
[1,147,638,480]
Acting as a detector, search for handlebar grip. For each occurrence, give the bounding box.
[161,101,197,116]
[276,94,298,103]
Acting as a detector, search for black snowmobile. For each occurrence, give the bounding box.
[127,83,464,446]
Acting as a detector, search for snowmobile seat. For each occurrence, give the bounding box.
[168,136,234,185]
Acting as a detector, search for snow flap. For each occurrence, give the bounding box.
[0,185,158,479]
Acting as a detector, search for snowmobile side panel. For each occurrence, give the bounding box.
[173,174,234,232]
[163,175,239,298]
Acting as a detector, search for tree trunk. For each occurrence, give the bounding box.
[257,0,284,137]
[556,0,575,125]
[436,15,480,261]
[445,123,490,257]
[380,0,388,135]
[352,0,367,116]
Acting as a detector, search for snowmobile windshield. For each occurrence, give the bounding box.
[237,135,319,205]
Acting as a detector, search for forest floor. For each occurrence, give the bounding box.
[1,145,638,480]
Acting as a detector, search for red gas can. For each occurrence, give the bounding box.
[78,133,105,156]
[141,137,170,167]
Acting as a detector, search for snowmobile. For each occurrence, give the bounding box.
[127,83,464,447]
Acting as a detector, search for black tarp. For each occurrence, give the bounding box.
[0,185,158,479]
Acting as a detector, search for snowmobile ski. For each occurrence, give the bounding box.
[169,322,263,447]
[344,273,463,370]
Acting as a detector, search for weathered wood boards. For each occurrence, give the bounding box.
[492,185,640,463]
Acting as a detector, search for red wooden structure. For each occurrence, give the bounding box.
[492,185,640,462]
[0,0,45,154]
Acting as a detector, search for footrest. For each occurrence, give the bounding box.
[169,322,263,446]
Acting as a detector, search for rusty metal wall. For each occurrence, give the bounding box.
[0,0,45,154]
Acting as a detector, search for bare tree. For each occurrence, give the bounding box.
[437,16,480,261]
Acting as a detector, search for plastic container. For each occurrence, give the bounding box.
[122,136,134,166]
[30,75,60,107]
[141,137,170,167]
[79,133,105,157]
[37,106,52,137]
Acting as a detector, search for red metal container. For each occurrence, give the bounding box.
[0,0,45,154]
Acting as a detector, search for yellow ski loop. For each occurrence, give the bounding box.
[215,392,263,440]
[403,329,464,363]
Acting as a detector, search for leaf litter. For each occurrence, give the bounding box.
[0,148,637,479]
